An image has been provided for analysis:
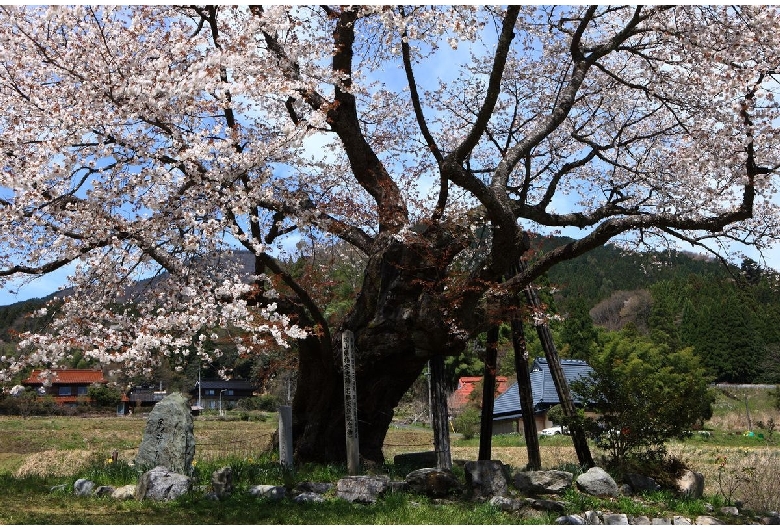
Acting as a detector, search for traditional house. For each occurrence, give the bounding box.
[492,358,593,434]
[23,368,107,407]
[117,385,169,415]
[191,380,256,412]
[448,376,511,414]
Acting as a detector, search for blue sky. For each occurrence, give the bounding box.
[2,7,779,306]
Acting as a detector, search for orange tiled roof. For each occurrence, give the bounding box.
[449,376,510,411]
[23,369,107,385]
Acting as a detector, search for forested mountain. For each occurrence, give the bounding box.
[539,236,730,311]
[451,237,780,385]
[2,240,779,385]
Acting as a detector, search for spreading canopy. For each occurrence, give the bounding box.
[1,7,779,416]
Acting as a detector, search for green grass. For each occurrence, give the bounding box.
[453,432,574,448]
[0,385,778,524]
[0,461,530,525]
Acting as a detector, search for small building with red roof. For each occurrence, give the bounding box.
[23,369,107,406]
[448,376,510,414]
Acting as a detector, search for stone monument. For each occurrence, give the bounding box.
[134,392,195,474]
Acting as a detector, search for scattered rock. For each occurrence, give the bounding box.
[489,495,528,513]
[652,517,672,525]
[73,478,95,497]
[464,460,509,499]
[248,485,286,500]
[631,515,651,524]
[211,466,233,499]
[623,472,660,493]
[676,469,704,499]
[112,485,136,500]
[393,451,437,470]
[50,484,67,493]
[555,514,585,524]
[603,513,629,524]
[514,469,573,495]
[719,506,739,516]
[672,515,692,525]
[293,492,325,503]
[94,485,116,497]
[136,466,192,501]
[760,514,780,525]
[529,498,566,513]
[575,467,619,498]
[405,468,461,498]
[336,475,390,504]
[134,392,195,475]
[584,510,602,524]
[695,515,724,524]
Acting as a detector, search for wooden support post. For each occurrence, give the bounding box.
[342,330,360,475]
[278,405,293,470]
[430,354,452,470]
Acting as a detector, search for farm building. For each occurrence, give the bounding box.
[492,358,593,434]
[448,376,511,414]
[22,368,107,407]
[191,379,256,411]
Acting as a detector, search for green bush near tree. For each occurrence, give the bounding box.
[452,406,481,440]
[570,328,715,469]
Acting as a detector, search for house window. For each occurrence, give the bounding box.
[226,390,234,396]
[77,386,88,396]
[59,386,71,396]
[205,389,215,396]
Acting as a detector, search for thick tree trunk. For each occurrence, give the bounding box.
[478,326,499,461]
[292,229,467,464]
[430,354,452,469]
[524,284,595,469]
[511,316,542,470]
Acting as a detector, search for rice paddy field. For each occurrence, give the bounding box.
[0,384,777,523]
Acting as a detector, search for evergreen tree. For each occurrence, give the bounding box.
[571,329,714,467]
[559,297,598,360]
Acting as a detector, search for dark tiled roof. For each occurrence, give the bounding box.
[493,358,592,420]
[196,380,256,391]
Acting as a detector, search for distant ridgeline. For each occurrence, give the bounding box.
[536,236,732,311]
[2,241,779,384]
[0,298,51,343]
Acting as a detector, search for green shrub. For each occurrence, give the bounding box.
[235,395,279,412]
[87,384,122,408]
[452,406,481,440]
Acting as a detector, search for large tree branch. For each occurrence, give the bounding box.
[325,7,408,234]
[500,6,663,186]
[252,6,408,235]
[399,8,447,222]
[452,6,521,165]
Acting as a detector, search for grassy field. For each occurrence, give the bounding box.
[0,385,778,523]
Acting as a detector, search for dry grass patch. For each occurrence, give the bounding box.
[668,442,780,513]
[14,449,95,478]
[450,445,578,470]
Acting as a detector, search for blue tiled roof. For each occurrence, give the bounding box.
[492,358,593,420]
